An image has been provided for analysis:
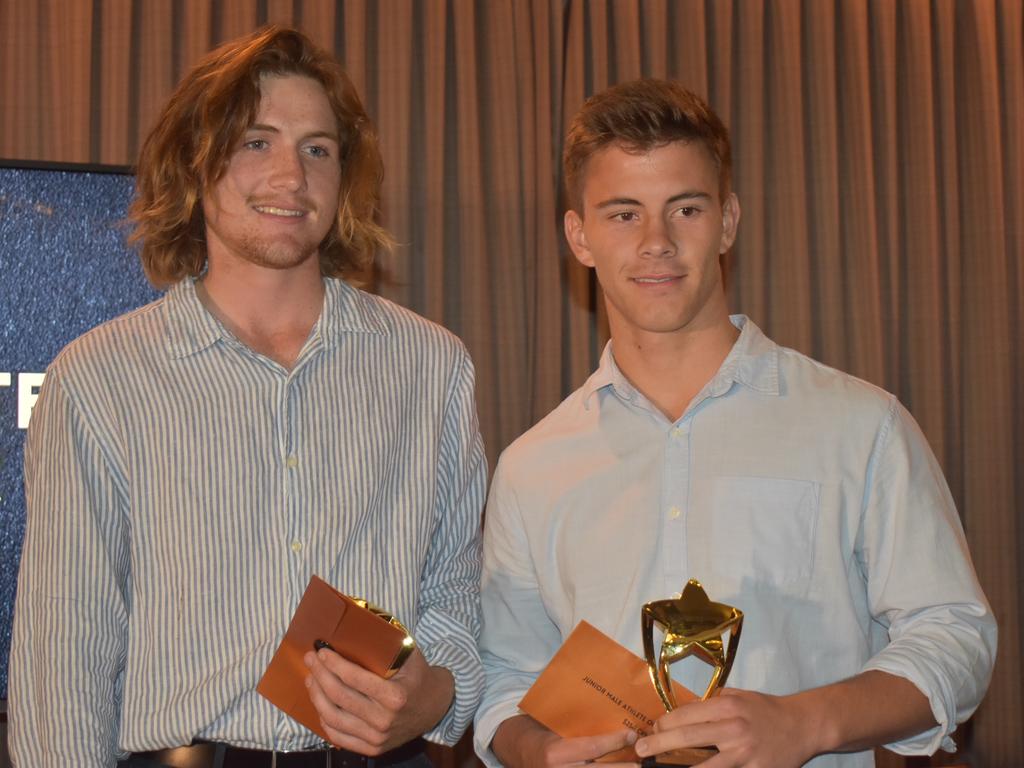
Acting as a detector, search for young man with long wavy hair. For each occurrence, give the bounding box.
[10,26,486,768]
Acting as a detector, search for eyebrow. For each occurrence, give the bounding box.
[593,190,713,209]
[247,123,341,143]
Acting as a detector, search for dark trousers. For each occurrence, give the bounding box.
[117,742,433,768]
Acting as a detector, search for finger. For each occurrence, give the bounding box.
[313,647,409,712]
[306,674,390,752]
[634,722,723,760]
[305,654,389,731]
[308,648,388,695]
[320,718,389,755]
[318,717,391,756]
[304,651,374,708]
[306,649,394,708]
[305,673,369,731]
[549,728,639,764]
[652,699,726,732]
[592,728,639,758]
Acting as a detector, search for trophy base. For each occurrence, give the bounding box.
[641,747,718,766]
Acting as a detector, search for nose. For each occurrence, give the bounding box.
[268,147,307,192]
[639,215,675,259]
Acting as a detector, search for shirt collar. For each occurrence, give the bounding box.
[162,279,221,359]
[317,277,390,345]
[581,314,780,408]
[163,276,388,360]
[712,314,780,396]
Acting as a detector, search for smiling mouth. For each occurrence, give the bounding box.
[253,205,306,218]
[633,276,680,284]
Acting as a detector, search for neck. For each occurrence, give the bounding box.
[610,315,739,422]
[197,259,325,369]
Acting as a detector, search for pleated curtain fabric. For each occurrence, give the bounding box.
[1,2,1021,767]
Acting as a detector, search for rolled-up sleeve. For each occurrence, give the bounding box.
[859,399,997,755]
[416,349,488,745]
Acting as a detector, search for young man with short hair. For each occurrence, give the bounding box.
[474,79,995,768]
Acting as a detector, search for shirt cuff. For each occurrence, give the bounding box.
[862,655,955,755]
[419,636,484,746]
[473,693,524,768]
[474,663,540,767]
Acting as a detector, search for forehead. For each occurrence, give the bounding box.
[252,73,337,129]
[580,140,720,202]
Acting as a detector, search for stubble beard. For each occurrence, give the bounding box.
[235,227,323,271]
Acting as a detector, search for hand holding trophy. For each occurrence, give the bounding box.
[640,579,744,766]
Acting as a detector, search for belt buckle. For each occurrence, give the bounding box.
[269,744,335,768]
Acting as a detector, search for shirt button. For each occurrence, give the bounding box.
[671,426,685,438]
[668,506,682,520]
[290,540,303,553]
[286,455,298,469]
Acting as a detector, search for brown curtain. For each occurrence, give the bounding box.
[1,2,1020,766]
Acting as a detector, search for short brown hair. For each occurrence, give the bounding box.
[130,25,391,287]
[563,78,732,212]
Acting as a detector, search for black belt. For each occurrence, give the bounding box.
[126,738,427,768]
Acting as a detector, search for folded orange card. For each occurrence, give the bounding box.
[256,575,413,741]
[519,621,696,763]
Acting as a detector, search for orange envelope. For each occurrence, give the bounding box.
[257,575,413,741]
[519,621,697,764]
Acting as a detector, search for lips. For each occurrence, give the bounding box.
[632,274,682,284]
[253,204,306,218]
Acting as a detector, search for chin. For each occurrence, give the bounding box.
[242,241,320,270]
[633,313,696,334]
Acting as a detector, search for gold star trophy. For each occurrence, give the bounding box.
[640,579,744,766]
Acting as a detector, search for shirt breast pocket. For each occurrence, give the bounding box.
[709,476,820,600]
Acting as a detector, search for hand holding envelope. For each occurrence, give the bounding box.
[305,637,454,754]
[257,576,417,742]
[519,581,743,767]
[519,621,709,764]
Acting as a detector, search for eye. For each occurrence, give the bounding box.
[304,144,331,159]
[243,138,268,151]
[676,205,701,217]
[610,211,639,222]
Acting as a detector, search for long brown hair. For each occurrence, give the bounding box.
[129,25,392,287]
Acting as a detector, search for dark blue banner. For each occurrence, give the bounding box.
[0,163,157,697]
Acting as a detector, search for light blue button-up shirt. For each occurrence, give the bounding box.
[10,277,487,767]
[475,315,995,768]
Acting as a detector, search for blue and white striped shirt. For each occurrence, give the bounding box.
[10,277,487,767]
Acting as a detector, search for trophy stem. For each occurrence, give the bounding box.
[640,581,744,768]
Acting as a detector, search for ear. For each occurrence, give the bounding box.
[564,210,594,267]
[719,193,741,254]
